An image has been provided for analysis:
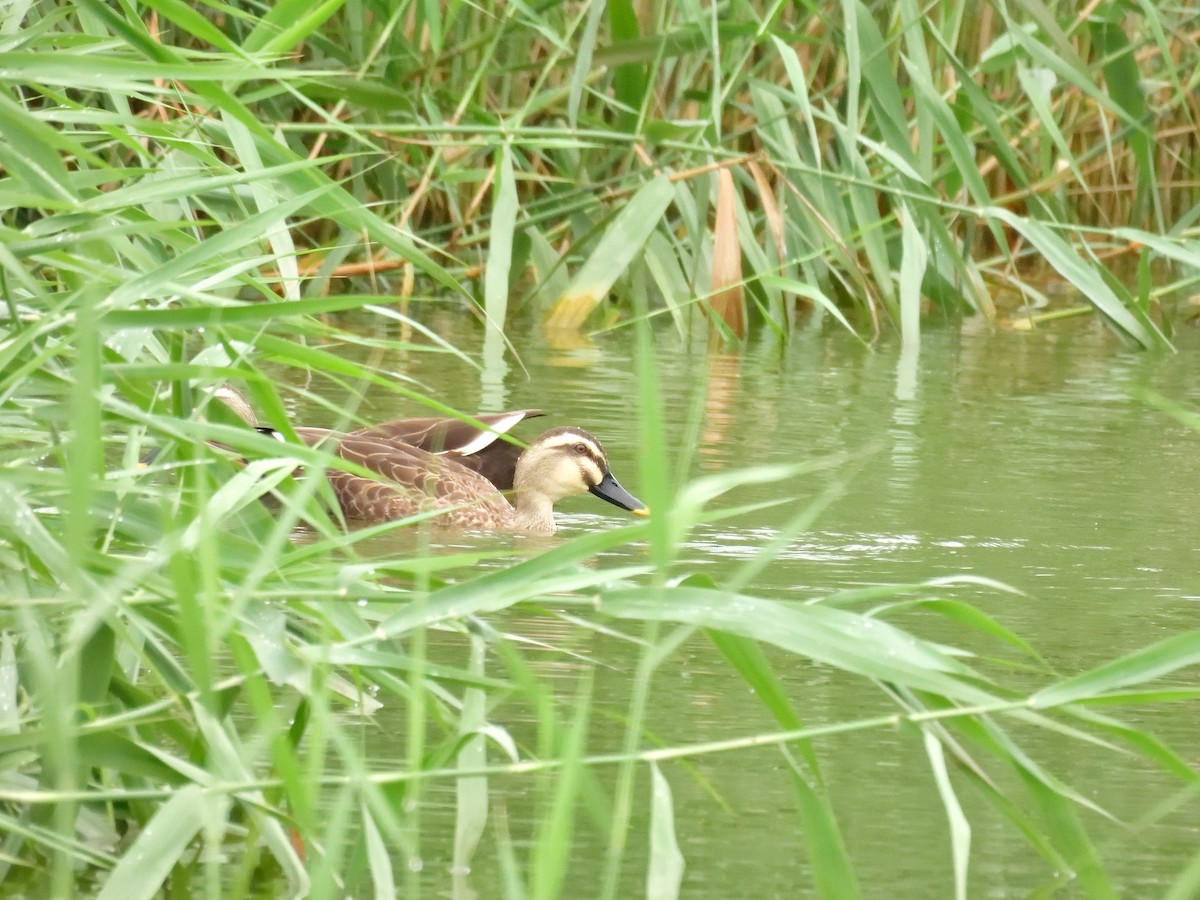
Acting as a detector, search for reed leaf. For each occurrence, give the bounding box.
[1033,631,1200,709]
[94,786,215,900]
[646,763,685,900]
[546,175,674,330]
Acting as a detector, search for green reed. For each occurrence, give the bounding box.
[4,1,1198,346]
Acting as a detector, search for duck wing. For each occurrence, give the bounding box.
[329,434,514,526]
[353,409,543,491]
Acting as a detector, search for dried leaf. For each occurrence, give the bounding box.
[709,168,745,337]
[747,159,785,263]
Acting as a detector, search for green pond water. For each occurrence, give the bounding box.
[290,309,1200,898]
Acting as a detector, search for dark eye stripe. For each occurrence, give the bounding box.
[536,428,611,481]
[578,446,605,472]
[578,457,604,486]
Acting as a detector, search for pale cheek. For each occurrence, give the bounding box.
[555,461,586,494]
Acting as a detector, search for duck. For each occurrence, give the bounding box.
[206,385,648,533]
[213,385,541,490]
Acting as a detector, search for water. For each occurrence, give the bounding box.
[291,311,1200,897]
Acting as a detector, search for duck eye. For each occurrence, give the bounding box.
[574,443,587,455]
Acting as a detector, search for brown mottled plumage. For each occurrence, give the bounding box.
[302,410,542,492]
[213,385,540,490]
[209,386,647,533]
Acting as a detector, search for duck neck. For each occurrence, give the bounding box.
[512,489,556,534]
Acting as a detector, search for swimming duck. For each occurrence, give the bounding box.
[208,386,648,533]
[214,385,541,490]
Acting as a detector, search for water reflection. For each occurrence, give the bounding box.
[480,325,509,410]
[699,351,740,467]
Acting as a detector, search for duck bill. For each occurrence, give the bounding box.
[589,470,650,517]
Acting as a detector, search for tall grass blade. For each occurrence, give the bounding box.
[759,275,860,336]
[225,116,302,301]
[781,752,861,900]
[485,144,520,334]
[362,800,398,900]
[1016,65,1088,190]
[243,0,345,54]
[853,1,917,172]
[1032,631,1200,709]
[1018,766,1117,900]
[0,635,15,736]
[570,0,606,128]
[1089,14,1157,225]
[603,586,990,702]
[643,230,692,336]
[1165,849,1200,900]
[712,624,861,898]
[924,732,970,900]
[986,209,1164,349]
[546,175,674,330]
[607,0,647,132]
[529,668,593,900]
[646,763,684,900]
[454,635,489,875]
[898,206,927,349]
[94,785,214,900]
